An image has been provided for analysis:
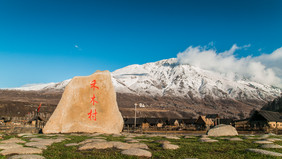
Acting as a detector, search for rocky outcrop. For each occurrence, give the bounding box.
[43,71,123,134]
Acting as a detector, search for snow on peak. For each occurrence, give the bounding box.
[7,79,71,91]
[5,58,281,101]
[112,58,281,100]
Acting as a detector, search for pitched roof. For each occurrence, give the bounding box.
[258,110,282,122]
[196,116,214,125]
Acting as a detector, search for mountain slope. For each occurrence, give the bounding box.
[112,58,281,100]
[5,58,281,119]
[8,58,281,101]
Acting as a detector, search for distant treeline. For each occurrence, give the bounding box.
[261,95,282,112]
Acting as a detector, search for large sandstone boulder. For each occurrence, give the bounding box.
[207,124,238,137]
[43,71,123,134]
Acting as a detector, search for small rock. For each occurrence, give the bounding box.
[266,138,282,142]
[78,139,107,145]
[78,141,114,150]
[228,137,243,141]
[154,140,171,144]
[126,139,139,143]
[25,142,47,150]
[247,148,282,157]
[65,143,79,147]
[93,136,107,139]
[162,143,179,150]
[261,144,282,149]
[243,136,256,139]
[199,138,218,142]
[0,138,26,144]
[253,140,273,144]
[29,138,43,142]
[166,136,180,140]
[219,137,230,140]
[129,143,149,149]
[8,154,45,159]
[136,139,151,142]
[111,142,149,150]
[25,138,65,149]
[121,148,152,157]
[0,147,42,156]
[111,142,131,150]
[45,134,56,137]
[17,133,34,137]
[0,143,23,150]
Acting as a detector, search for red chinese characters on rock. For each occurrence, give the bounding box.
[88,80,99,121]
[90,94,98,105]
[90,80,99,91]
[88,109,97,121]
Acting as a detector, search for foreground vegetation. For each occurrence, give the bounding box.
[0,132,282,159]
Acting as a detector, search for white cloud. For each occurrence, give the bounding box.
[177,44,282,87]
[74,44,82,51]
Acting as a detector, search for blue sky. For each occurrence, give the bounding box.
[0,0,282,88]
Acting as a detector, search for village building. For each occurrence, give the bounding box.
[195,116,214,130]
[220,119,233,125]
[206,114,220,126]
[234,118,250,130]
[141,118,165,129]
[179,119,196,130]
[123,118,144,128]
[249,110,282,130]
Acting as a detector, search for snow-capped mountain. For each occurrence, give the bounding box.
[9,79,71,91]
[8,58,281,101]
[112,58,281,101]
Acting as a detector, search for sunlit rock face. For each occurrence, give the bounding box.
[43,70,123,134]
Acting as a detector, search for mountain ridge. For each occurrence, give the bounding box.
[6,58,281,101]
[3,58,281,119]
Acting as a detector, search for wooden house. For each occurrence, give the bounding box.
[123,118,144,128]
[178,119,196,130]
[206,114,220,126]
[142,118,164,129]
[167,119,180,127]
[249,110,282,130]
[234,118,250,130]
[195,116,214,130]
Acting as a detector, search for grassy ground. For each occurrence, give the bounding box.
[0,134,282,159]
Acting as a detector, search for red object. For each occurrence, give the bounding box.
[90,80,99,91]
[88,109,92,120]
[93,109,97,121]
[88,109,97,121]
[37,103,42,112]
[90,94,98,105]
